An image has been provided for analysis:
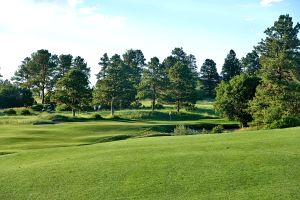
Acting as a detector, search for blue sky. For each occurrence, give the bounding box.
[0,0,299,84]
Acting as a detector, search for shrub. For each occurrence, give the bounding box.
[56,104,71,111]
[92,113,102,119]
[267,115,300,129]
[32,104,43,111]
[3,109,17,115]
[130,101,142,109]
[20,109,31,115]
[212,125,224,134]
[173,124,198,135]
[155,104,164,109]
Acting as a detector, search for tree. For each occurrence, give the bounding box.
[168,61,198,112]
[123,49,145,87]
[96,53,110,79]
[214,74,260,127]
[249,14,300,128]
[56,54,73,79]
[93,54,135,116]
[199,59,220,97]
[72,56,90,77]
[54,69,91,117]
[241,50,261,75]
[0,81,34,108]
[12,49,58,104]
[221,49,242,81]
[138,57,166,110]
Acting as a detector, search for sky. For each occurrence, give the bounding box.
[0,0,299,84]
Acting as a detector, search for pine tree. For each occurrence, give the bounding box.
[199,59,220,97]
[221,49,242,81]
[249,14,300,128]
[138,57,166,110]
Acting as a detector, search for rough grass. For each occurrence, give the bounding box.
[0,127,299,199]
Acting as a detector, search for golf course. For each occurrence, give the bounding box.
[0,102,299,200]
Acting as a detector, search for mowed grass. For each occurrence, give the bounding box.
[0,127,299,199]
[0,118,237,152]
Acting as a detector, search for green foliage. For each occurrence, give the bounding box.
[0,81,34,108]
[138,57,166,110]
[3,109,17,115]
[91,113,102,119]
[215,74,260,127]
[54,54,73,81]
[31,104,44,111]
[211,125,224,133]
[199,59,219,97]
[54,69,91,117]
[55,104,72,111]
[93,54,136,116]
[221,49,242,81]
[174,124,192,135]
[123,49,145,86]
[168,61,198,112]
[241,50,261,75]
[12,49,58,104]
[250,14,300,128]
[20,109,31,115]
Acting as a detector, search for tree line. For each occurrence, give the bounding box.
[0,14,299,128]
[1,47,242,116]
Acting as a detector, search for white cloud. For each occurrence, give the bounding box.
[0,0,127,83]
[260,0,283,7]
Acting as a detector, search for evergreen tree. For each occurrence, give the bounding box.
[168,61,198,112]
[123,49,145,87]
[12,49,58,104]
[221,49,242,81]
[93,54,135,116]
[199,59,220,97]
[241,50,261,75]
[96,53,110,79]
[249,14,300,128]
[138,57,166,110]
[72,56,90,77]
[56,54,73,79]
[54,69,91,117]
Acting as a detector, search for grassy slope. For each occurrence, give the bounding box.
[0,118,236,152]
[0,127,299,200]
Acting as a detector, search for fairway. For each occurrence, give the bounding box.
[0,126,299,199]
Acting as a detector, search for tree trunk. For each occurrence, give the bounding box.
[177,100,180,113]
[111,98,114,117]
[152,94,156,111]
[72,109,76,117]
[41,85,45,104]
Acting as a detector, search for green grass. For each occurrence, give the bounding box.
[0,127,299,199]
[1,102,298,199]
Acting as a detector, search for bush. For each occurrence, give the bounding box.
[20,109,31,115]
[173,124,198,135]
[212,125,224,134]
[155,104,164,109]
[267,115,300,129]
[130,101,142,109]
[92,113,102,119]
[56,104,71,111]
[32,104,43,111]
[3,109,17,115]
